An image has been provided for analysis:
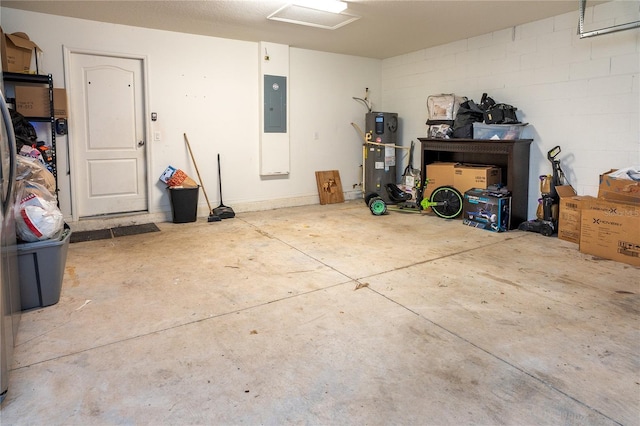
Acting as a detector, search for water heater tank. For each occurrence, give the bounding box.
[364,112,398,202]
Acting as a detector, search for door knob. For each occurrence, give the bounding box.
[138,140,145,147]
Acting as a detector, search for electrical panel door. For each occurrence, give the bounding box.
[264,75,287,133]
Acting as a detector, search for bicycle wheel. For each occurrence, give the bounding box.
[430,186,463,219]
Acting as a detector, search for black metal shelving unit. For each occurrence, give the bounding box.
[2,72,58,197]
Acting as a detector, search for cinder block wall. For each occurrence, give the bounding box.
[381,2,639,217]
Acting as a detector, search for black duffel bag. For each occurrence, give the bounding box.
[452,100,485,138]
[484,103,520,124]
[10,109,38,151]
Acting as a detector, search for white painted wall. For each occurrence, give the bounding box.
[381,2,639,218]
[5,3,637,223]
[1,8,381,220]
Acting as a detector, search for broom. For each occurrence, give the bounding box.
[213,154,235,219]
[183,133,221,222]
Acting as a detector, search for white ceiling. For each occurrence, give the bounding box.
[3,0,586,59]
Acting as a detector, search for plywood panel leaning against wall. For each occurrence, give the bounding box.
[316,171,344,205]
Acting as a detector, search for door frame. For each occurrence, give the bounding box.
[63,46,152,222]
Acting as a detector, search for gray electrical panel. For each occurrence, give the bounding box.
[264,75,287,133]
[364,112,398,202]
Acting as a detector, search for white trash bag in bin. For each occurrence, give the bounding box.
[16,155,57,193]
[14,180,64,242]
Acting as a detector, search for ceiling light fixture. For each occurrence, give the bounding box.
[294,0,348,14]
[267,1,359,30]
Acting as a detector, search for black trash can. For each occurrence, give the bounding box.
[168,186,199,223]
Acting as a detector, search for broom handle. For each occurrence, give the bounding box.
[217,153,223,204]
[183,133,213,212]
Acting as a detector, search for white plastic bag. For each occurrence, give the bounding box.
[427,94,467,121]
[16,155,57,193]
[607,166,640,181]
[14,180,63,242]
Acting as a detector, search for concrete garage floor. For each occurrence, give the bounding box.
[1,201,638,425]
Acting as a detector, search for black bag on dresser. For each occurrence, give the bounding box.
[451,100,484,138]
[479,92,520,124]
[484,103,520,124]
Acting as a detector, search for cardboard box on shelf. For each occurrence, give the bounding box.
[424,162,457,201]
[53,88,68,118]
[598,169,640,204]
[579,199,640,267]
[15,85,50,117]
[454,164,501,195]
[1,27,41,73]
[462,188,511,232]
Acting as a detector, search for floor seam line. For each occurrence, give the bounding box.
[358,235,526,281]
[11,279,357,372]
[366,286,623,426]
[15,216,365,372]
[238,217,361,283]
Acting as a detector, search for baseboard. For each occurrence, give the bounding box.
[66,190,365,232]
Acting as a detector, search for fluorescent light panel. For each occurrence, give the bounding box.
[294,0,347,13]
[268,2,359,30]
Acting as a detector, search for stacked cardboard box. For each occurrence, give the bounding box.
[597,169,640,204]
[558,189,588,244]
[423,162,457,201]
[580,201,639,267]
[1,27,41,73]
[557,170,640,267]
[14,87,68,119]
[424,162,501,201]
[454,164,501,195]
[15,86,50,117]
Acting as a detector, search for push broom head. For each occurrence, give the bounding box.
[213,204,234,219]
[208,211,222,222]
